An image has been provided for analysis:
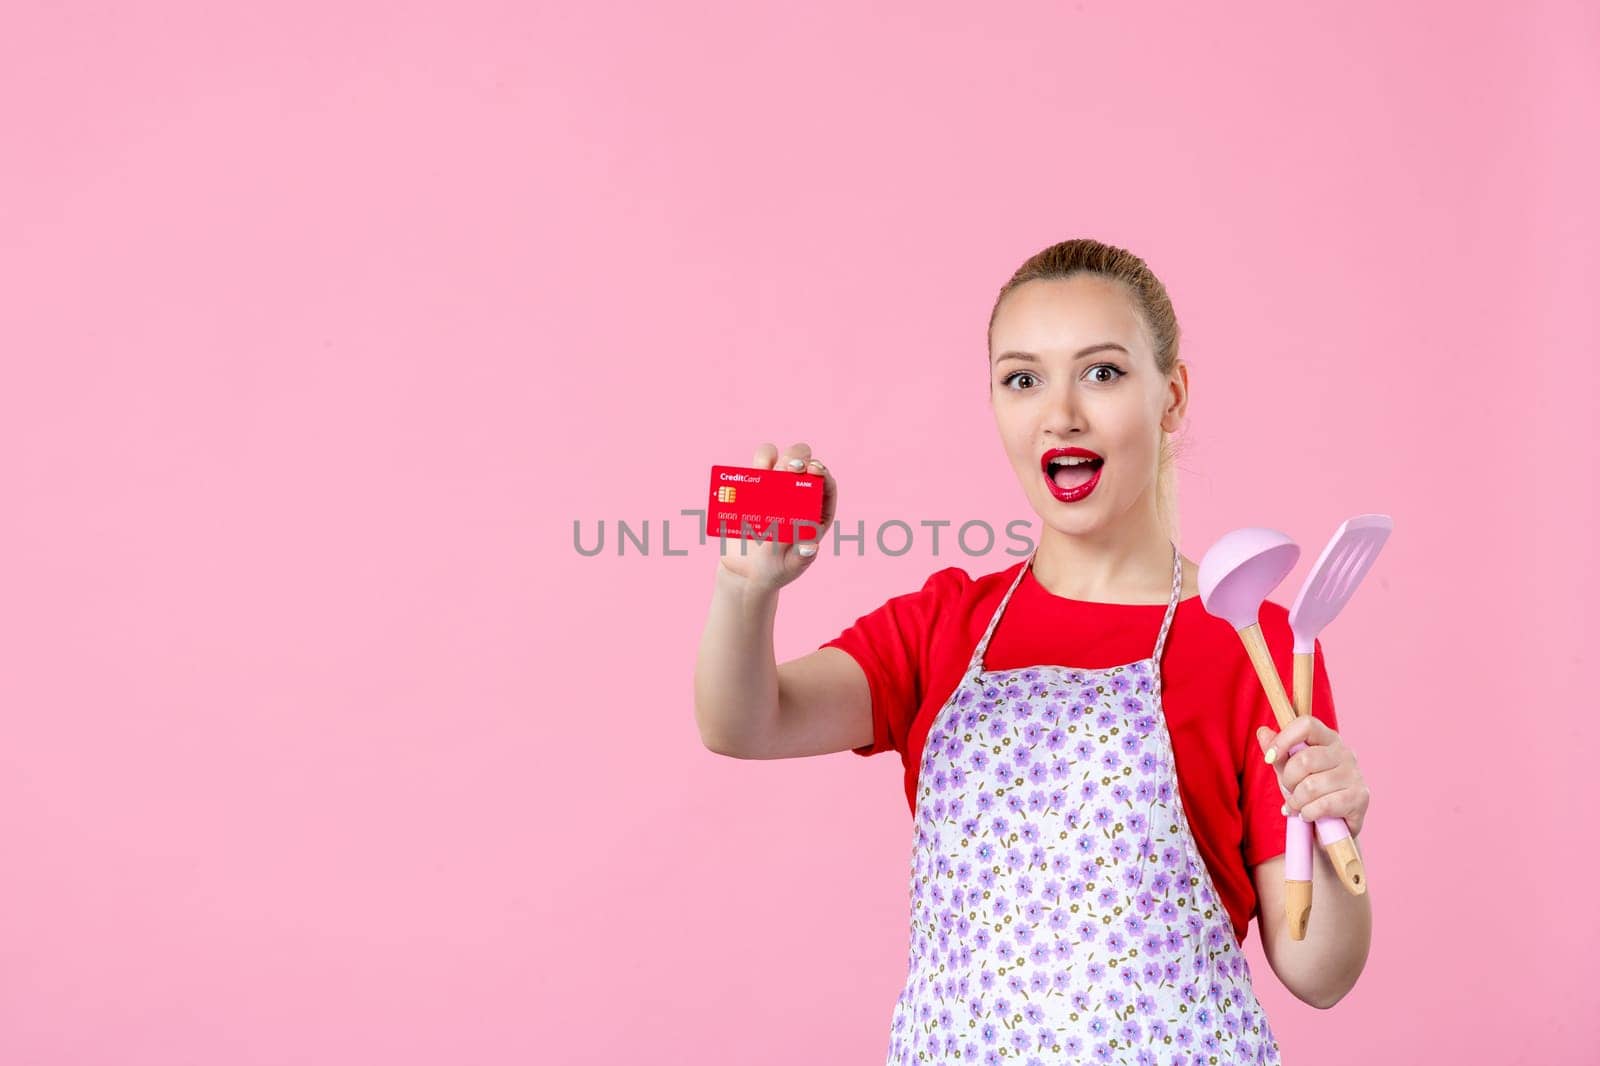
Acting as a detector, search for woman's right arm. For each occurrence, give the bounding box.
[693,442,873,760]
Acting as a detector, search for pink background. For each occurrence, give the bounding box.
[3,2,1596,1062]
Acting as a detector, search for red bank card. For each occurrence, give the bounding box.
[707,464,826,545]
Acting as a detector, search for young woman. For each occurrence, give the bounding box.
[695,238,1372,1064]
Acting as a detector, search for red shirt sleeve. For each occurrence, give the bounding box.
[1240,636,1342,868]
[817,567,966,758]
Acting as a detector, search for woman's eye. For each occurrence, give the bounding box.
[1000,371,1037,390]
[1087,364,1126,383]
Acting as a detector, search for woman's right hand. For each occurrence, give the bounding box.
[715,441,836,592]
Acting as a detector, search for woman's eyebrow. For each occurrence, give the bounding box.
[992,343,1129,366]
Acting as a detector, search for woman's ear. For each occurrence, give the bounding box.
[1160,361,1189,431]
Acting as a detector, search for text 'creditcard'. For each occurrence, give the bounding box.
[707,464,825,545]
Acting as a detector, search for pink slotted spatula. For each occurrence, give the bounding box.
[1282,514,1393,921]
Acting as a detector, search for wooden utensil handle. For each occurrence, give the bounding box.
[1238,622,1297,730]
[1294,650,1368,897]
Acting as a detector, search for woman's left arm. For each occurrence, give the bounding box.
[1249,714,1373,1009]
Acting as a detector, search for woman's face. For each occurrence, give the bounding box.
[989,274,1186,537]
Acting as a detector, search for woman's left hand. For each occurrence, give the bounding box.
[1257,717,1370,838]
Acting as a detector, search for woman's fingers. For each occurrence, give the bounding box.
[807,457,836,531]
[778,441,813,471]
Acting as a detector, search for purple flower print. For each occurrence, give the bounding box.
[1121,733,1142,757]
[1047,727,1068,751]
[1079,779,1100,802]
[1004,682,1025,700]
[1066,700,1086,722]
[1094,708,1117,730]
[1120,694,1141,715]
[1110,673,1131,694]
[1075,738,1095,761]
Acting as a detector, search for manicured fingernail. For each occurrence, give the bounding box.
[1281,803,1290,816]
[788,458,805,469]
[796,543,816,556]
[1264,747,1277,764]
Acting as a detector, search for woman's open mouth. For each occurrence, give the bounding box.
[1041,447,1104,502]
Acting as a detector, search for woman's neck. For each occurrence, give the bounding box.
[1030,510,1176,605]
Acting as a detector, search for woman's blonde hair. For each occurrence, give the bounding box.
[987,237,1187,543]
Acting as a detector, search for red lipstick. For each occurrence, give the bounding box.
[1040,446,1104,503]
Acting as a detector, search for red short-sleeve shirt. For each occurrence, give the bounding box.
[820,558,1339,948]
